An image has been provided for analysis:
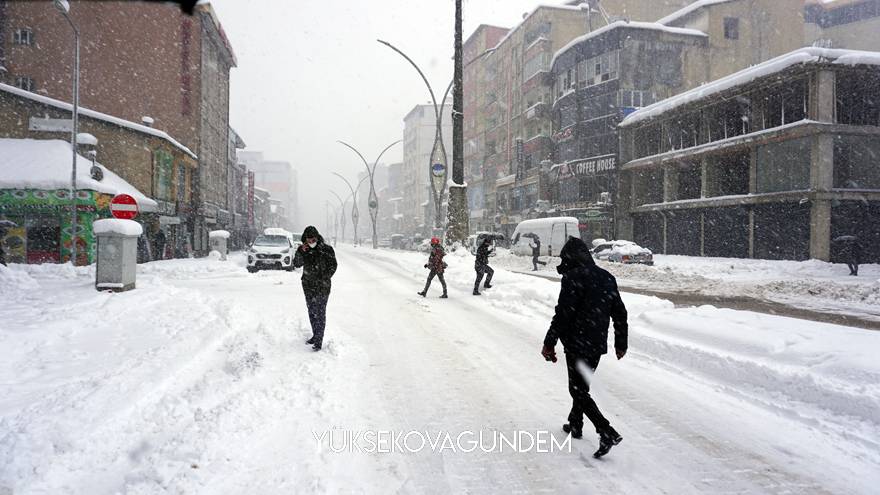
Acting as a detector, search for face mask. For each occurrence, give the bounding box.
[308,241,317,248]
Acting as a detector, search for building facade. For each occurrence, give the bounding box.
[616,47,880,263]
[0,0,236,255]
[549,23,708,240]
[238,151,297,231]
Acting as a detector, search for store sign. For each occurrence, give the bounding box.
[155,200,176,216]
[557,154,616,180]
[553,126,574,142]
[29,117,72,133]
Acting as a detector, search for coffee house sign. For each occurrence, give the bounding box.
[557,154,616,180]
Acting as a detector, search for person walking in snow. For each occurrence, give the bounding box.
[530,237,547,271]
[293,226,337,351]
[541,236,628,459]
[838,235,862,276]
[473,236,494,295]
[418,237,448,298]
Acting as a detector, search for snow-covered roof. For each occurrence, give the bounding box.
[488,4,584,53]
[551,21,707,69]
[0,83,196,159]
[621,47,880,127]
[657,0,739,26]
[209,230,231,239]
[0,138,158,211]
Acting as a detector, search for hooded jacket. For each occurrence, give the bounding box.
[475,239,493,269]
[426,244,446,273]
[293,226,337,296]
[543,237,628,356]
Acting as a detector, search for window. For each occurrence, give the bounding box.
[14,76,35,92]
[756,137,811,193]
[724,17,739,40]
[13,28,34,46]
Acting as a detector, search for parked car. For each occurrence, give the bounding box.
[510,217,580,256]
[247,234,295,272]
[378,237,392,248]
[592,240,654,265]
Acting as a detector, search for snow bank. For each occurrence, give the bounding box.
[93,218,143,236]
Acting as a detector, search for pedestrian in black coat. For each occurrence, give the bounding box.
[541,236,628,458]
[837,235,862,276]
[293,225,338,351]
[418,237,448,298]
[473,237,494,295]
[530,237,547,271]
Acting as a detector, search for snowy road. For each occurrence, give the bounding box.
[2,247,878,494]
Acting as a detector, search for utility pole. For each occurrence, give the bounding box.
[447,0,469,243]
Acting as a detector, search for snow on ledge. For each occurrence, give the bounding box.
[621,47,880,127]
[209,229,231,239]
[657,0,739,26]
[93,218,143,236]
[552,21,707,69]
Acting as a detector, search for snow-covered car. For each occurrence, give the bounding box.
[592,240,654,265]
[247,234,295,272]
[416,238,433,253]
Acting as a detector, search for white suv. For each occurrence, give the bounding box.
[247,234,295,272]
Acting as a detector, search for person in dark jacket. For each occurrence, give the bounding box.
[153,229,167,260]
[541,236,628,459]
[293,225,338,351]
[529,237,547,271]
[838,235,862,276]
[418,237,448,298]
[473,236,494,295]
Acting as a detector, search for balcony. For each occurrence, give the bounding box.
[524,101,549,121]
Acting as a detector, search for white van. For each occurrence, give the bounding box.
[510,217,580,257]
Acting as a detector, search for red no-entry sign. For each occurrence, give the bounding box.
[110,194,139,220]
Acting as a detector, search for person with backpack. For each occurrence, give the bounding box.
[418,237,448,298]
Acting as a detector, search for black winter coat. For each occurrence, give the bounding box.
[293,230,337,296]
[543,237,628,357]
[475,242,492,269]
[531,239,541,257]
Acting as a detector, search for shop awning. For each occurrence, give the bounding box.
[0,138,157,211]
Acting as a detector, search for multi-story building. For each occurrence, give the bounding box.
[549,23,708,239]
[804,0,880,50]
[227,127,248,248]
[402,103,452,236]
[616,47,880,263]
[238,151,297,231]
[0,83,197,263]
[463,24,509,233]
[0,0,236,254]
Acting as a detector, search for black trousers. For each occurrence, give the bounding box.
[474,265,494,289]
[566,353,611,434]
[847,261,859,275]
[305,292,329,345]
[423,270,447,294]
[532,255,546,270]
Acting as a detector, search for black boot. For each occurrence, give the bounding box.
[312,343,322,352]
[473,289,481,295]
[417,291,426,297]
[440,293,448,298]
[562,423,582,439]
[593,429,622,458]
[305,337,315,345]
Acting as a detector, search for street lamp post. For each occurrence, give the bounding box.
[331,174,367,245]
[337,140,401,249]
[54,0,80,265]
[377,38,495,242]
[328,190,347,245]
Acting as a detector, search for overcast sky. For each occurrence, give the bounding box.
[210,0,569,230]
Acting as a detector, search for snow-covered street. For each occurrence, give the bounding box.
[2,247,879,494]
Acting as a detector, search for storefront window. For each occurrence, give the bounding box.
[153,151,174,201]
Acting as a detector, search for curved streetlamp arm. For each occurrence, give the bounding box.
[372,140,402,175]
[377,39,440,123]
[329,189,346,208]
[337,140,370,173]
[331,171,357,198]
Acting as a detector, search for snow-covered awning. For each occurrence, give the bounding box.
[621,47,880,128]
[0,138,158,211]
[658,0,739,26]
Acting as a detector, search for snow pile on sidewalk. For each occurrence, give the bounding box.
[490,250,880,321]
